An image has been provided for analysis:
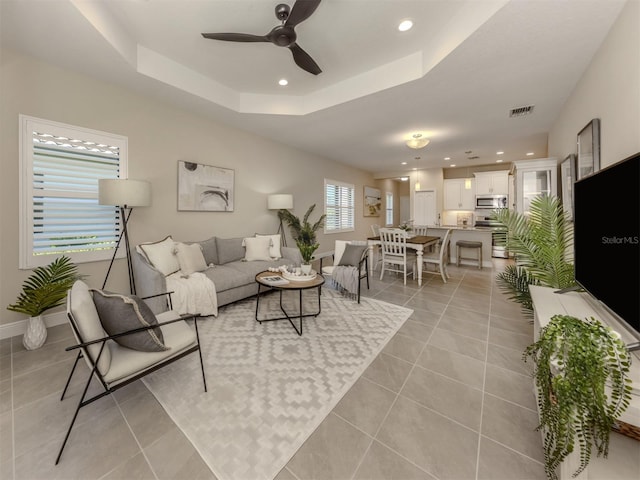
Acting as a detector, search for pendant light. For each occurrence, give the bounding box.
[415,156,421,191]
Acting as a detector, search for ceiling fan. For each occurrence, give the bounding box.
[201,0,322,75]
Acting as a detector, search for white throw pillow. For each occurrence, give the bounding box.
[256,234,282,259]
[174,242,208,275]
[243,236,273,261]
[139,236,180,276]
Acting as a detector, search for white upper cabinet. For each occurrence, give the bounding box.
[444,178,475,210]
[473,171,510,195]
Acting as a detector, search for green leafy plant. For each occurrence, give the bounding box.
[278,204,326,264]
[7,256,83,317]
[524,314,632,479]
[492,195,576,317]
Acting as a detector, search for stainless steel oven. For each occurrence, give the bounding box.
[475,218,509,258]
[476,194,508,210]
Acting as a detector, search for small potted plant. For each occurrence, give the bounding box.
[278,204,325,274]
[524,314,632,479]
[7,256,82,350]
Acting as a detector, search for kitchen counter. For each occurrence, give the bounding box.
[425,226,493,268]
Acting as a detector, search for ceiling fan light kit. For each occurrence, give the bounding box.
[201,0,322,75]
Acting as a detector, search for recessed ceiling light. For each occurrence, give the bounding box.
[398,20,413,32]
[526,152,534,156]
[444,157,451,160]
[450,164,456,167]
[401,161,407,165]
[400,177,409,181]
[496,159,503,163]
[278,78,288,86]
[496,151,504,155]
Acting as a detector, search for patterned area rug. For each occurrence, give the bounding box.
[143,288,412,480]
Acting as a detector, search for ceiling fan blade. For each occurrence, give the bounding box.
[288,43,322,75]
[285,0,321,28]
[201,32,268,42]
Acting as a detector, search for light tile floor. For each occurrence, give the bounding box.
[0,259,559,479]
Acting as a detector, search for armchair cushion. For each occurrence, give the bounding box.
[91,290,169,352]
[338,244,367,267]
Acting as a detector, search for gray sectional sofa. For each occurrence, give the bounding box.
[132,236,302,314]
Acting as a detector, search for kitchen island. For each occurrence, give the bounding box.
[426,226,493,268]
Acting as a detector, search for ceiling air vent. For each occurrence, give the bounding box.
[467,155,480,160]
[509,105,535,117]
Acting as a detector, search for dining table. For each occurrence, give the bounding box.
[367,235,440,286]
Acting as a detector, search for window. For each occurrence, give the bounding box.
[385,192,393,225]
[19,115,128,268]
[324,179,355,233]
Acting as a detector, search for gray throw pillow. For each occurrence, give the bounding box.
[216,237,245,264]
[338,244,368,267]
[198,236,218,265]
[91,290,169,352]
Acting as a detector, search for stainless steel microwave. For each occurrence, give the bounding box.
[476,194,508,209]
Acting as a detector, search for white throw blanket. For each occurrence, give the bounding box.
[165,271,218,317]
[332,265,359,299]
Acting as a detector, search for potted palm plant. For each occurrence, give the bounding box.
[7,256,82,350]
[525,314,632,479]
[491,194,576,317]
[278,204,325,274]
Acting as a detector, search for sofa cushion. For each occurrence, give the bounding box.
[204,265,252,292]
[139,236,180,276]
[215,237,245,264]
[91,290,169,352]
[243,237,273,261]
[255,234,282,259]
[175,242,208,275]
[198,236,218,265]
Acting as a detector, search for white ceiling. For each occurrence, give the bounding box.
[1,0,627,177]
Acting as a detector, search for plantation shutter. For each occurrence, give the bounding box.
[325,180,355,233]
[20,116,128,268]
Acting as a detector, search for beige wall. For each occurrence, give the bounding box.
[548,0,640,168]
[0,48,377,327]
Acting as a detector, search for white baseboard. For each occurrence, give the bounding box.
[0,311,68,340]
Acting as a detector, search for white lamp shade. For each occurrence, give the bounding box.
[99,179,151,207]
[267,194,293,210]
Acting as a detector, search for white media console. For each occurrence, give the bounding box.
[530,285,640,479]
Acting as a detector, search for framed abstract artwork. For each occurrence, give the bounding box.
[576,118,600,180]
[363,186,382,217]
[560,154,576,220]
[177,161,234,211]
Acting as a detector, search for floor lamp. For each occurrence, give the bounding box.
[99,179,151,295]
[267,194,293,247]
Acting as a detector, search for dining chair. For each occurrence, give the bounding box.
[421,228,453,283]
[412,225,428,236]
[378,228,416,285]
[369,224,383,271]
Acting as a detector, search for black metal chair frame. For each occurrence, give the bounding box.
[56,292,207,465]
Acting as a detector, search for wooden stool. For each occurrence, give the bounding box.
[456,240,483,269]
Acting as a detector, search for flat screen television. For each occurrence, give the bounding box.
[573,151,640,344]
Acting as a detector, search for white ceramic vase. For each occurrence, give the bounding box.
[300,263,312,275]
[23,315,47,350]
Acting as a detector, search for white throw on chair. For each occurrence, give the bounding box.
[320,240,369,302]
[421,228,453,283]
[379,228,416,285]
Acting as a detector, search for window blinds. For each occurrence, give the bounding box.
[325,180,355,232]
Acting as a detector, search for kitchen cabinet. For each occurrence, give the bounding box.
[444,178,474,210]
[512,158,558,216]
[473,171,510,195]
